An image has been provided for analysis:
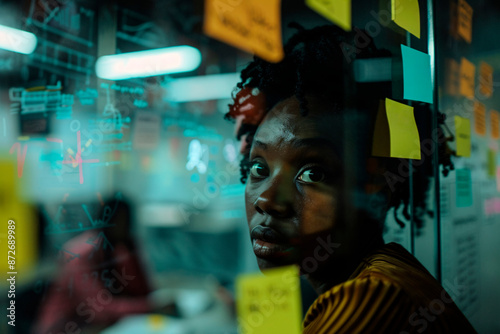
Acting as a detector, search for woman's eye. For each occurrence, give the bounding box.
[298,167,326,183]
[249,162,268,178]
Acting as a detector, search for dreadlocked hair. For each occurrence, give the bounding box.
[224,23,453,232]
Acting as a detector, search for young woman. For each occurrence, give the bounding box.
[224,24,477,333]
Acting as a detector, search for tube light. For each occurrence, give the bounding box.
[0,24,37,54]
[95,46,201,80]
[164,73,240,102]
[353,58,392,82]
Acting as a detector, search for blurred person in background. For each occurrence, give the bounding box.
[224,23,477,333]
[32,195,175,334]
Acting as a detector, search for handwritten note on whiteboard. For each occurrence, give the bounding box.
[474,101,486,136]
[457,0,473,43]
[236,265,302,334]
[203,0,284,63]
[479,61,493,98]
[459,57,475,99]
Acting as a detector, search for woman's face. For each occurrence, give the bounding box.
[245,95,363,273]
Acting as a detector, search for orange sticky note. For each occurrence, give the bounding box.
[455,116,471,157]
[306,0,351,31]
[392,0,420,38]
[474,101,486,136]
[460,57,475,99]
[479,61,493,98]
[457,0,473,43]
[445,58,460,97]
[236,265,302,334]
[491,110,499,139]
[203,0,284,63]
[372,98,421,160]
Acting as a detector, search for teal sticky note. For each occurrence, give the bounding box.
[456,168,473,207]
[401,45,433,104]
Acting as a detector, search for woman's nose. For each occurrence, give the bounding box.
[254,172,295,218]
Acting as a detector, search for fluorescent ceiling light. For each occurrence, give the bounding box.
[164,73,240,102]
[0,24,37,54]
[353,58,392,82]
[95,45,201,80]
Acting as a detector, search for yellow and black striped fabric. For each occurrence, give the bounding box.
[303,243,477,333]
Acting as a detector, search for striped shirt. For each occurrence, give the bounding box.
[303,242,477,333]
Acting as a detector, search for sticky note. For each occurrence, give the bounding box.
[479,61,493,98]
[147,314,167,330]
[306,0,351,31]
[372,98,421,160]
[236,265,302,334]
[455,116,471,157]
[456,168,473,207]
[401,45,433,103]
[392,0,420,38]
[0,158,37,274]
[491,110,499,139]
[474,101,486,136]
[460,57,475,99]
[488,150,496,177]
[203,0,284,63]
[457,0,473,43]
[445,58,460,97]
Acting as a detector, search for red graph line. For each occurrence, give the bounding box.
[9,142,28,177]
[61,131,99,184]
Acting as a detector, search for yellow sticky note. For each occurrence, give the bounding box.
[148,314,167,330]
[203,0,284,63]
[306,0,351,31]
[0,158,37,275]
[491,110,499,139]
[457,0,473,43]
[392,0,420,38]
[479,61,493,98]
[474,101,486,136]
[488,150,496,177]
[372,98,421,160]
[460,57,475,99]
[236,265,302,334]
[455,116,471,157]
[449,1,459,39]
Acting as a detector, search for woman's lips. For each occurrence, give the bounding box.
[252,239,294,259]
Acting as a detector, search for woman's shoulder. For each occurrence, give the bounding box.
[355,242,430,273]
[347,242,435,286]
[303,276,415,333]
[303,243,478,333]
